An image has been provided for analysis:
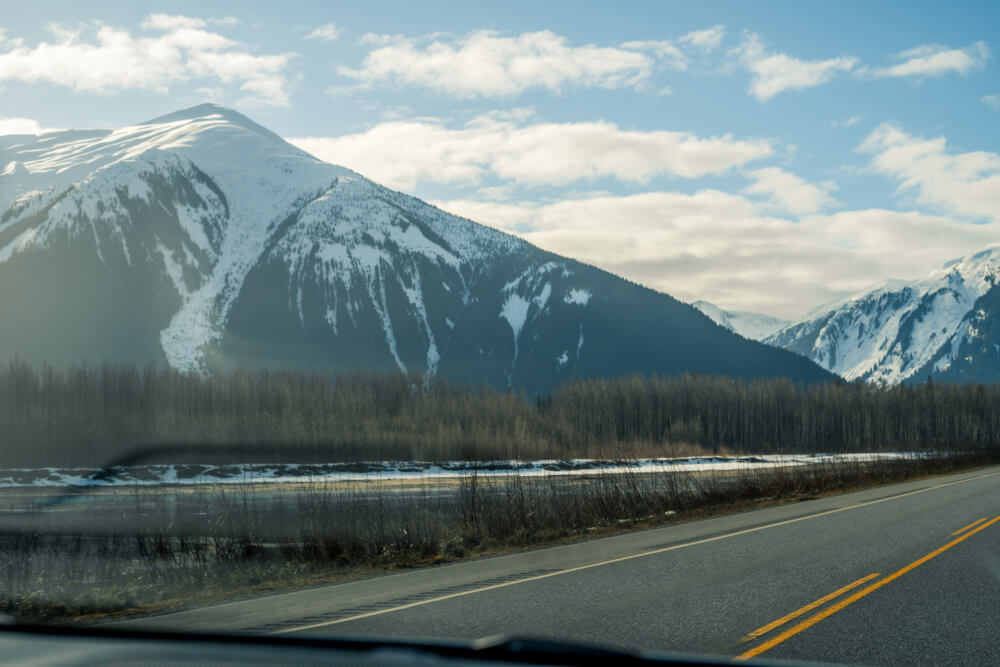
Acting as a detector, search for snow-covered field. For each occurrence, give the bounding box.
[0,452,932,488]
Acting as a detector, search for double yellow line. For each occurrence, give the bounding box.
[736,514,1000,661]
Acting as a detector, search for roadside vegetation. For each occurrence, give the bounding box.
[3,360,1000,467]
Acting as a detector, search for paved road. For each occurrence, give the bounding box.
[120,466,1000,665]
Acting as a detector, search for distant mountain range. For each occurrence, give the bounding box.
[0,104,834,393]
[766,245,1000,385]
[691,301,790,341]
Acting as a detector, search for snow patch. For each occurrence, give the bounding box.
[370,269,406,372]
[352,245,388,271]
[533,283,552,310]
[155,242,188,298]
[316,242,350,266]
[0,227,38,264]
[500,294,530,340]
[392,224,460,267]
[174,202,216,259]
[400,268,440,377]
[564,289,591,306]
[325,307,338,334]
[500,293,531,387]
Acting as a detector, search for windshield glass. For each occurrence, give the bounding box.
[3,2,998,665]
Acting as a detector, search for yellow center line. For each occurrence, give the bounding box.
[952,517,987,535]
[738,573,880,643]
[272,469,1000,636]
[736,513,1000,661]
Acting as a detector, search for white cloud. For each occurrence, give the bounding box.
[861,123,1000,222]
[337,30,685,97]
[289,112,773,190]
[983,94,1000,111]
[305,23,342,42]
[619,40,688,69]
[731,33,858,102]
[0,115,62,135]
[743,167,838,215]
[357,32,404,47]
[869,41,989,79]
[431,192,1000,318]
[194,85,224,99]
[679,25,725,51]
[832,115,862,129]
[141,14,208,32]
[0,15,294,106]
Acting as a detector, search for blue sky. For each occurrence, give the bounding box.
[2,0,998,318]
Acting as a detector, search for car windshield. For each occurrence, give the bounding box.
[2,2,999,665]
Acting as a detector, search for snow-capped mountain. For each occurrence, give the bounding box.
[691,301,790,341]
[766,246,1000,384]
[0,104,834,393]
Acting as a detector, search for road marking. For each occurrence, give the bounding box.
[952,517,987,535]
[274,469,1000,635]
[736,513,1000,661]
[738,573,880,643]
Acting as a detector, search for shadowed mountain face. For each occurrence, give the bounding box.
[0,104,835,393]
[766,246,1000,385]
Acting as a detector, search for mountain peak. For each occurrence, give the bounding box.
[769,241,1000,385]
[140,103,280,141]
[0,102,340,191]
[144,102,235,123]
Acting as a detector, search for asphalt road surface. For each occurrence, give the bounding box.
[119,465,1000,665]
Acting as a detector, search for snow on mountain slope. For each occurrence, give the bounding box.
[692,300,790,341]
[767,245,1000,384]
[1,104,514,373]
[0,104,835,393]
[3,105,368,371]
[260,173,521,379]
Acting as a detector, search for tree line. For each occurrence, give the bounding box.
[1,359,998,467]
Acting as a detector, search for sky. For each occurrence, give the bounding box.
[1,0,998,319]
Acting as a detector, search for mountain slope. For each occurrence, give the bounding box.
[0,104,835,393]
[766,246,1000,384]
[692,301,790,341]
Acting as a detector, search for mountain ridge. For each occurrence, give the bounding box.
[0,104,836,392]
[766,244,1000,385]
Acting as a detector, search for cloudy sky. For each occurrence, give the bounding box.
[2,0,998,319]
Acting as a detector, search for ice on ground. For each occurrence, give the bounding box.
[0,452,936,488]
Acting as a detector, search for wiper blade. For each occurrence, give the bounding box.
[471,635,711,665]
[0,624,841,666]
